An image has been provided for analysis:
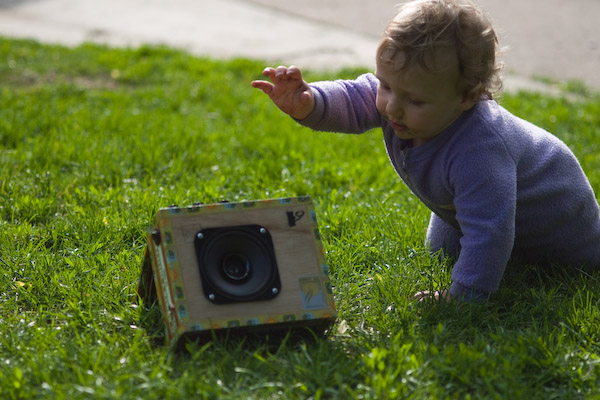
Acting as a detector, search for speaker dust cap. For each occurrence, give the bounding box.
[194,224,281,304]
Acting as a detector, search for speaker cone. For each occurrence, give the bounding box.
[194,225,281,304]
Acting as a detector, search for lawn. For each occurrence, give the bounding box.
[1,37,600,399]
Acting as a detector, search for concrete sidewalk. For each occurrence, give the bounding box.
[0,0,598,92]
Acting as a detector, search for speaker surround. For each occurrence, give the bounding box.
[139,196,336,347]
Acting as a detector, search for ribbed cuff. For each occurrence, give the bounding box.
[294,86,324,126]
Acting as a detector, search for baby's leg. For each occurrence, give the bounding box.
[425,212,462,259]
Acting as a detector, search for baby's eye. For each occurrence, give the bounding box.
[408,98,425,106]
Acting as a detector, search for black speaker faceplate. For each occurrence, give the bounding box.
[194,225,281,304]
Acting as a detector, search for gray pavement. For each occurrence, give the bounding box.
[0,0,598,92]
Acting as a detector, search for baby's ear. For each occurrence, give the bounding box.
[459,83,482,110]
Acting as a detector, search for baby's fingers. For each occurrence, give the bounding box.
[259,66,290,83]
[250,80,274,95]
[286,65,303,80]
[261,67,276,78]
[414,290,452,302]
[260,66,303,83]
[274,65,290,78]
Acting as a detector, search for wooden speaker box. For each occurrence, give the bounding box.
[139,196,337,347]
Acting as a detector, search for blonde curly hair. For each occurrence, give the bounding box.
[377,0,503,99]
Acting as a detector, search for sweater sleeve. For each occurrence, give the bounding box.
[447,132,517,298]
[298,73,383,134]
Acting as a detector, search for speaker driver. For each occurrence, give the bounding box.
[194,225,281,304]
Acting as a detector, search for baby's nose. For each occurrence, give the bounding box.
[386,98,403,117]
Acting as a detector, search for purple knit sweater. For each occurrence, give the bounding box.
[299,73,600,298]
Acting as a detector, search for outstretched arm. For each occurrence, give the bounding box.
[251,65,315,120]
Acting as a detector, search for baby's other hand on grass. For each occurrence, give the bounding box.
[251,65,315,120]
[414,290,452,303]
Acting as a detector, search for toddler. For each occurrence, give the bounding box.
[251,0,600,301]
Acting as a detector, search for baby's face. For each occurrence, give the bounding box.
[375,55,472,146]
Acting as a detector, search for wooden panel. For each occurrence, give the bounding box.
[143,197,335,343]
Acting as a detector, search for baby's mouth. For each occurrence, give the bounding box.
[388,119,408,132]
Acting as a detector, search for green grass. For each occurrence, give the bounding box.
[1,37,600,399]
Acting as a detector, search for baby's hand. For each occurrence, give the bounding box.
[251,66,315,120]
[414,290,452,303]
